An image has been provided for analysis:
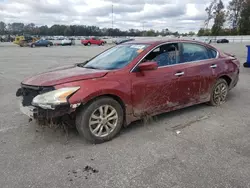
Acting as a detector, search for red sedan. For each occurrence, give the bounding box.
[16,39,240,143]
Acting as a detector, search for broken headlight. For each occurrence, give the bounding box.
[32,87,80,109]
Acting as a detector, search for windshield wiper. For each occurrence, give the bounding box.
[77,60,89,67]
[84,66,99,69]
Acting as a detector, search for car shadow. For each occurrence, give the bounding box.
[121,91,237,136]
[120,103,209,136]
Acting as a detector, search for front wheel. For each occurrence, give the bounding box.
[87,42,91,46]
[209,78,229,106]
[76,97,124,143]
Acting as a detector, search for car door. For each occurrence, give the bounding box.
[92,38,97,45]
[43,40,48,46]
[130,43,185,116]
[177,42,219,105]
[36,40,42,46]
[42,40,48,46]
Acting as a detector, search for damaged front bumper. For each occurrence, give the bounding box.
[19,101,74,120]
[16,84,80,122]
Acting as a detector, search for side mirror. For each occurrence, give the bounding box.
[138,61,158,71]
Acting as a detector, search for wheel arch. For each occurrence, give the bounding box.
[76,94,129,124]
[219,75,232,86]
[84,94,126,112]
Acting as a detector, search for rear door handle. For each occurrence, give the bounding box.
[210,64,217,68]
[175,71,184,76]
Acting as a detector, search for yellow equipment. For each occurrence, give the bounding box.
[13,36,25,45]
[14,35,40,46]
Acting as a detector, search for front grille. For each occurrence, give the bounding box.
[16,84,54,106]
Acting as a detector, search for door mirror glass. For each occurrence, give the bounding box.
[138,62,158,71]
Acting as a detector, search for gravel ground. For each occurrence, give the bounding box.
[0,42,250,188]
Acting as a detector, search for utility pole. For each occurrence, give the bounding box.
[142,21,145,36]
[112,4,114,30]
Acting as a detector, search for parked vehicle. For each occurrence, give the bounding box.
[19,36,39,47]
[16,39,240,143]
[195,38,212,44]
[217,39,229,43]
[114,38,135,45]
[61,38,76,46]
[30,39,53,47]
[81,37,106,46]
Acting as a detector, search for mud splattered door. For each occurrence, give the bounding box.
[131,65,182,117]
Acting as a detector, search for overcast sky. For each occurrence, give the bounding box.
[0,0,230,33]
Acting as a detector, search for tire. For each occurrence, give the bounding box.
[31,44,35,48]
[208,78,229,106]
[87,42,91,46]
[47,44,50,47]
[76,97,124,144]
[101,42,104,46]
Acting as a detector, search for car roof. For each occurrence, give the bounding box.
[124,39,211,46]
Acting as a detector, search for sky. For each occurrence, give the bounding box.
[0,0,230,33]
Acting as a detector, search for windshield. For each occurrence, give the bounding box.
[80,44,149,70]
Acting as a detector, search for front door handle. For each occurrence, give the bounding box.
[175,71,184,76]
[210,64,217,68]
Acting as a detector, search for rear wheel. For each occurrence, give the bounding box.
[209,78,229,106]
[76,97,124,143]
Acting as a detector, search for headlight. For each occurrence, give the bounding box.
[32,87,80,109]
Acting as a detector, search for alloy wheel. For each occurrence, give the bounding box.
[213,82,228,105]
[89,105,118,137]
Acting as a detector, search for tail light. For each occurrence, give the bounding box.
[223,52,240,68]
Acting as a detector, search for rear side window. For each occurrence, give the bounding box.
[181,43,209,63]
[207,48,217,58]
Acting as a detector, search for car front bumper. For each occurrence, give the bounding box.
[18,98,74,120]
[16,85,78,122]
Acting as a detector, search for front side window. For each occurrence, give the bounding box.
[141,43,180,67]
[79,44,149,70]
[181,43,209,63]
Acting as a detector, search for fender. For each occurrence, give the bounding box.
[55,79,133,115]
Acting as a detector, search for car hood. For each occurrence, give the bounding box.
[22,64,109,86]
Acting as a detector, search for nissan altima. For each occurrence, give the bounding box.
[16,39,240,143]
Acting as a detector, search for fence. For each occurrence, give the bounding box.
[132,36,250,43]
[190,36,250,43]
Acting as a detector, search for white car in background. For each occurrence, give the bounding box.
[61,38,75,46]
[195,38,212,44]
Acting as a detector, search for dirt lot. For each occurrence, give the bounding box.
[0,42,250,188]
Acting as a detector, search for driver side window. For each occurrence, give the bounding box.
[141,43,180,67]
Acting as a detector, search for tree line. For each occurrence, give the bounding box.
[0,21,196,37]
[198,0,250,36]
